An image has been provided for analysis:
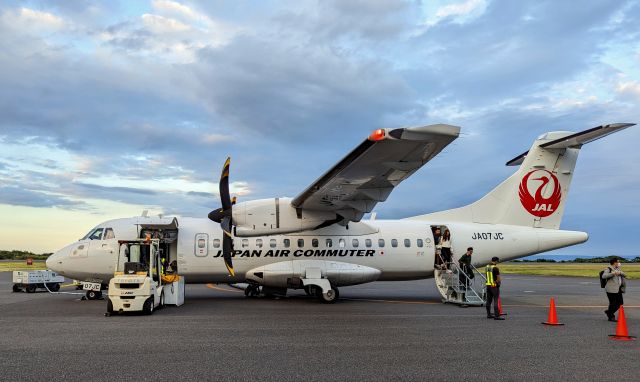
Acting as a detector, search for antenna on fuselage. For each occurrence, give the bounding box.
[141,210,149,218]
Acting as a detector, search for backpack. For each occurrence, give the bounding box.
[599,267,611,288]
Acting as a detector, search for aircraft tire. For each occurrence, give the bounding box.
[12,284,22,293]
[26,284,37,293]
[87,290,102,300]
[143,297,154,315]
[244,285,259,298]
[316,286,339,304]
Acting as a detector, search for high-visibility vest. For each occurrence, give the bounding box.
[486,265,497,287]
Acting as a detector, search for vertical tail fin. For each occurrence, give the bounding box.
[411,123,635,229]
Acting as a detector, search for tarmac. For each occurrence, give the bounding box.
[2,271,640,381]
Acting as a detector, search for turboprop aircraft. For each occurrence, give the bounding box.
[47,123,635,303]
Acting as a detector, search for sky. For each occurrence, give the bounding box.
[0,0,638,256]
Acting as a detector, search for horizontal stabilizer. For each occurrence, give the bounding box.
[506,123,635,166]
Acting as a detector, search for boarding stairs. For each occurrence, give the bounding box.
[434,254,486,306]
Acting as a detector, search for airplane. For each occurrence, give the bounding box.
[46,122,635,303]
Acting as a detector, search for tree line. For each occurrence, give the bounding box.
[0,250,52,260]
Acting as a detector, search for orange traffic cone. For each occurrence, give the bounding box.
[609,306,636,341]
[498,297,507,316]
[542,297,564,326]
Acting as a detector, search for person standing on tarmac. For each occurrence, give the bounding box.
[485,257,504,320]
[603,257,626,322]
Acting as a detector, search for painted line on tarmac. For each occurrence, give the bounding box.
[342,298,442,305]
[206,283,243,293]
[202,284,640,308]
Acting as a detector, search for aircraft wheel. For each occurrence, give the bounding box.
[316,286,339,304]
[86,290,101,300]
[244,285,259,298]
[143,297,154,315]
[12,284,22,293]
[26,284,37,293]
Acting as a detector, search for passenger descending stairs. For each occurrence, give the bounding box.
[434,257,486,306]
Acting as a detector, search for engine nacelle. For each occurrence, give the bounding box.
[232,197,335,237]
[246,260,381,288]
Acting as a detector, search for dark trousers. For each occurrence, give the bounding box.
[486,286,500,317]
[606,292,624,317]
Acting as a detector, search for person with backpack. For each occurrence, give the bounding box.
[601,258,626,322]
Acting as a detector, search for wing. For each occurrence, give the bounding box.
[291,124,460,223]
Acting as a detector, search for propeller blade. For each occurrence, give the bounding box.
[221,216,235,277]
[207,207,224,223]
[220,157,232,211]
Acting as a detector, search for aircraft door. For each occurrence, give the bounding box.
[88,228,118,274]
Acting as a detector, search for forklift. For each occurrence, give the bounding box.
[106,239,165,315]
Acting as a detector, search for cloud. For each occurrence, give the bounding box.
[0,186,86,209]
[428,0,488,26]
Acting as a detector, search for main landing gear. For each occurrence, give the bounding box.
[316,286,339,304]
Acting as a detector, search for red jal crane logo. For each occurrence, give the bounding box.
[518,170,562,217]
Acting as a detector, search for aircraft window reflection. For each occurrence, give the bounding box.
[326,239,333,248]
[242,239,249,248]
[103,228,115,240]
[365,239,372,248]
[417,239,423,247]
[256,239,263,248]
[391,239,398,247]
[213,239,220,248]
[88,228,104,240]
[352,239,359,247]
[270,239,276,248]
[339,239,346,248]
[297,239,304,248]
[284,239,290,248]
[404,239,411,247]
[378,239,385,247]
[312,239,318,248]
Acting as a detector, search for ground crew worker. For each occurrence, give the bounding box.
[485,256,504,320]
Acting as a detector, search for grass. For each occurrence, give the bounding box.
[501,263,640,279]
[0,261,47,272]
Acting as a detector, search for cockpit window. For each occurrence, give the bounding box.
[87,228,104,240]
[103,228,115,240]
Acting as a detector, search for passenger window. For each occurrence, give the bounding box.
[213,239,220,248]
[88,228,104,240]
[103,228,115,240]
[391,239,398,247]
[378,239,385,247]
[312,239,319,248]
[365,239,372,248]
[339,239,346,248]
[242,239,249,248]
[284,239,290,248]
[352,239,359,247]
[326,238,333,248]
[256,239,263,248]
[297,239,304,248]
[404,239,411,247]
[270,239,276,248]
[417,239,423,247]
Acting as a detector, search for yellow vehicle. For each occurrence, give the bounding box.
[106,239,165,315]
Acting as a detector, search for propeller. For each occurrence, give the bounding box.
[208,157,235,277]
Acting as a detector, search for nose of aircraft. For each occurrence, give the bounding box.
[46,249,66,274]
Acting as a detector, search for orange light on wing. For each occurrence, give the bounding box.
[368,128,386,141]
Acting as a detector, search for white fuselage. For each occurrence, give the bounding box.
[47,216,587,285]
